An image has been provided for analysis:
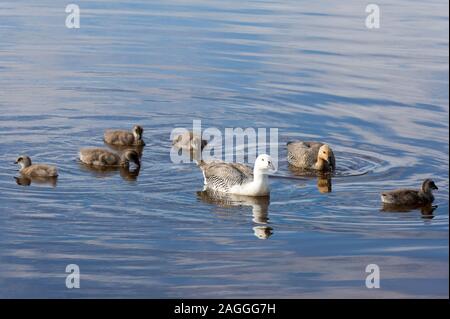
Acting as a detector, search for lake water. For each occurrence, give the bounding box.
[0,0,448,298]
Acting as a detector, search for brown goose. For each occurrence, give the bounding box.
[381,179,438,206]
[287,141,335,171]
[104,125,145,146]
[15,156,58,177]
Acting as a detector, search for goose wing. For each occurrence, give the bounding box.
[287,141,322,166]
[80,148,119,166]
[22,165,58,177]
[200,161,253,193]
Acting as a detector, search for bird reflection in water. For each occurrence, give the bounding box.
[78,162,141,182]
[197,190,273,239]
[105,144,145,158]
[381,203,438,220]
[15,176,58,187]
[288,165,333,193]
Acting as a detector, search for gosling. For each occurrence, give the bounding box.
[287,141,335,171]
[104,125,145,146]
[381,179,438,206]
[15,155,58,177]
[79,148,140,168]
[172,131,207,151]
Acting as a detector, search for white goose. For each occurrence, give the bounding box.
[197,154,275,196]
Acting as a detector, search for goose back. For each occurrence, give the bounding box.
[21,165,58,177]
[287,141,335,169]
[199,161,253,193]
[79,148,121,166]
[381,189,433,206]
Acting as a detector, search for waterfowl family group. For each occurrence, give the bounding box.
[14,127,439,212]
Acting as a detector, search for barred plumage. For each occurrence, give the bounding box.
[197,154,275,196]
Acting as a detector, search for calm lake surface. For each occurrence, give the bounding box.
[0,0,448,298]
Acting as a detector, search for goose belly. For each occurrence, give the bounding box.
[229,183,269,196]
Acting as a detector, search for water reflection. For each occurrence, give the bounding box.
[14,176,58,187]
[78,162,141,182]
[288,165,333,193]
[105,144,145,158]
[381,204,438,220]
[197,191,273,239]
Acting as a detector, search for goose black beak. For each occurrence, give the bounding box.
[269,162,275,171]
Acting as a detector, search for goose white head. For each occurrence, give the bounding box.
[15,155,32,169]
[254,154,275,174]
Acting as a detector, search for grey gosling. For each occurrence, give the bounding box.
[15,155,58,177]
[172,131,207,151]
[381,179,438,206]
[104,125,145,146]
[79,148,140,168]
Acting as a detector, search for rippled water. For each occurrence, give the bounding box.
[0,0,448,298]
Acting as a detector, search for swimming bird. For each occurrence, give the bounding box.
[197,154,275,196]
[287,141,335,171]
[104,125,145,146]
[79,148,140,168]
[172,131,207,151]
[15,156,58,177]
[381,179,438,206]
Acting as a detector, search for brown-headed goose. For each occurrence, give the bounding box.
[287,141,335,171]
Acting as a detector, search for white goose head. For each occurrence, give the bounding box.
[254,154,275,174]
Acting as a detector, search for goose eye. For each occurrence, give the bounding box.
[261,158,265,161]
